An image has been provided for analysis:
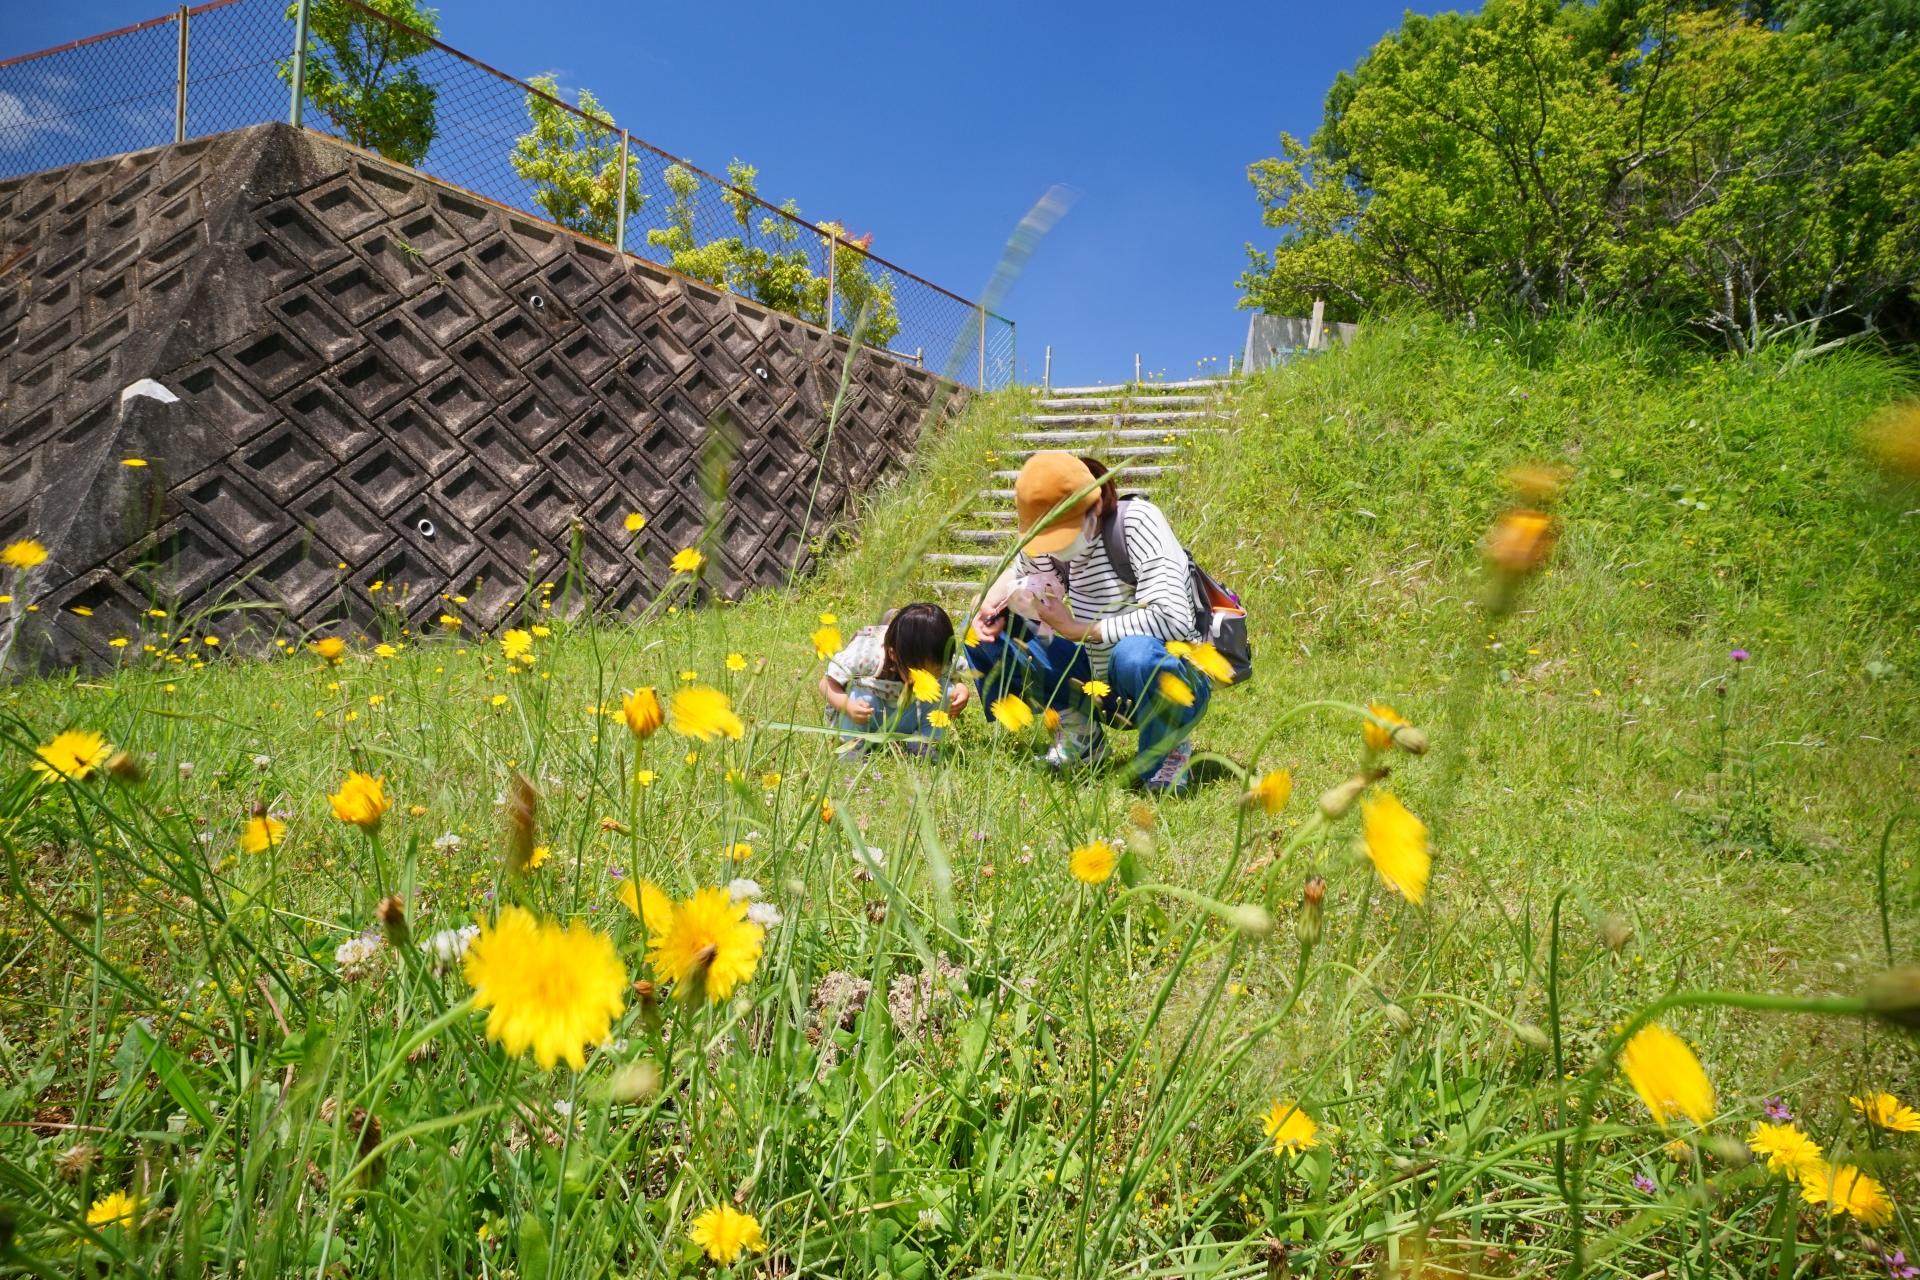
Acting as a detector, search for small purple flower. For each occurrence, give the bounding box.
[1764,1097,1793,1122]
[1885,1250,1919,1280]
[607,865,626,879]
[1632,1173,1656,1195]
[1729,648,1750,662]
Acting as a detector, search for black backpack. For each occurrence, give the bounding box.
[1095,496,1253,686]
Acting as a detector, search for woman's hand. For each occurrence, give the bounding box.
[947,683,972,715]
[1034,595,1097,643]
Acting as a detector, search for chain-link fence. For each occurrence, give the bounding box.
[0,0,1014,388]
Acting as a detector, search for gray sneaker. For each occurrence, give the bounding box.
[1044,706,1108,769]
[1141,739,1193,793]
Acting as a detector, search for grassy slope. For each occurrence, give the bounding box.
[1,316,1916,1276]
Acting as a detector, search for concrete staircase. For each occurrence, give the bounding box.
[922,378,1232,602]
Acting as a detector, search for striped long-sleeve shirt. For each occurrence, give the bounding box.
[1017,496,1198,679]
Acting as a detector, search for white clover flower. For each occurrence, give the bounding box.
[177,761,195,779]
[334,932,383,980]
[419,924,478,971]
[432,832,463,851]
[746,901,783,928]
[252,754,272,770]
[726,877,763,902]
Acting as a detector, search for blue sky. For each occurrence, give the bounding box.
[6,1,1445,386]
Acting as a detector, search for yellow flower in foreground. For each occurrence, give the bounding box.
[909,667,941,703]
[1747,1122,1822,1177]
[2,539,48,570]
[990,696,1033,731]
[1261,1100,1320,1154]
[670,547,704,575]
[618,877,675,933]
[645,885,765,1002]
[1619,1023,1714,1128]
[1360,791,1430,906]
[927,709,952,729]
[689,1204,767,1265]
[33,729,112,783]
[1069,839,1118,885]
[311,636,347,662]
[464,906,627,1070]
[623,511,646,532]
[501,629,533,662]
[1081,679,1110,701]
[1362,703,1407,752]
[811,625,842,660]
[1185,642,1235,684]
[1245,769,1292,813]
[670,687,744,742]
[621,686,664,738]
[1157,671,1194,708]
[86,1189,141,1228]
[1043,707,1062,734]
[240,814,286,854]
[1851,1091,1920,1134]
[1483,508,1558,577]
[328,771,390,829]
[1799,1161,1893,1227]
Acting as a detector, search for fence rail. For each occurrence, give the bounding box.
[0,0,1014,388]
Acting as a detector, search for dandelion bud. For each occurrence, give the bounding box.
[375,895,410,950]
[504,772,538,876]
[346,1105,384,1186]
[1599,915,1634,953]
[1260,1235,1290,1280]
[1381,1002,1413,1034]
[1228,904,1274,939]
[633,980,663,1036]
[1864,966,1920,1033]
[104,750,144,784]
[610,1058,662,1103]
[54,1142,98,1181]
[865,900,888,925]
[1514,1022,1551,1051]
[1391,725,1429,756]
[1318,774,1370,819]
[1298,875,1327,947]
[621,687,664,739]
[1129,801,1156,832]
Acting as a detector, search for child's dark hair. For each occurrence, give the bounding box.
[879,602,955,681]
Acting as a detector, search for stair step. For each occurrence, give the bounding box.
[1045,378,1229,395]
[1021,410,1210,425]
[1013,427,1221,445]
[951,528,1011,543]
[1007,443,1181,459]
[971,509,1017,523]
[926,552,1002,568]
[1033,395,1211,410]
[927,579,986,596]
[991,464,1183,482]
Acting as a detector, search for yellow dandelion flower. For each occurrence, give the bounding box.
[677,669,698,683]
[120,457,148,468]
[1362,703,1407,752]
[438,613,461,629]
[618,877,676,934]
[634,769,657,787]
[621,687,664,738]
[527,845,550,870]
[240,814,286,854]
[1619,1023,1715,1128]
[69,605,93,617]
[1851,1091,1920,1133]
[375,643,399,658]
[501,629,533,662]
[818,611,838,625]
[927,709,952,729]
[489,694,509,707]
[623,511,646,532]
[1185,642,1235,684]
[1157,671,1194,708]
[726,652,747,672]
[909,667,941,703]
[1261,1100,1320,1154]
[32,729,112,783]
[1483,509,1558,577]
[645,885,765,1002]
[1747,1122,1822,1177]
[108,637,129,648]
[1,539,48,570]
[86,1189,141,1228]
[726,841,753,861]
[1069,839,1118,884]
[1043,706,1062,734]
[1360,791,1430,906]
[309,636,347,662]
[1081,679,1110,701]
[991,696,1033,731]
[689,1204,767,1265]
[1799,1160,1893,1227]
[328,771,390,829]
[811,625,842,660]
[819,798,836,823]
[670,547,704,574]
[669,687,744,742]
[1244,769,1292,813]
[464,906,627,1070]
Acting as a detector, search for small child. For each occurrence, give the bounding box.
[819,602,973,754]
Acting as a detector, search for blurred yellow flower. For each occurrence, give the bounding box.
[1362,703,1407,752]
[240,814,286,854]
[1082,679,1110,700]
[120,457,148,468]
[1069,839,1117,884]
[726,652,747,671]
[1157,672,1194,708]
[634,769,657,787]
[86,1189,141,1228]
[671,547,704,574]
[1,539,48,570]
[818,612,838,625]
[33,729,112,783]
[617,878,674,932]
[490,694,509,707]
[726,841,753,861]
[927,709,951,729]
[1261,1100,1320,1154]
[464,905,627,1071]
[811,625,842,660]
[689,1204,766,1265]
[909,667,941,703]
[991,696,1033,731]
[1186,642,1235,684]
[1245,769,1292,813]
[1799,1161,1892,1227]
[624,511,646,532]
[645,885,764,1002]
[622,687,664,738]
[527,845,550,869]
[1361,791,1430,905]
[670,687,744,741]
[1483,509,1558,577]
[307,636,347,662]
[1850,1091,1920,1133]
[328,771,390,829]
[1043,707,1062,734]
[501,629,533,662]
[1747,1122,1822,1176]
[1862,399,1920,478]
[1619,1023,1714,1128]
[438,613,461,630]
[819,798,836,823]
[375,643,399,658]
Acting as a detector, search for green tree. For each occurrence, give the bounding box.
[509,76,643,244]
[278,0,440,167]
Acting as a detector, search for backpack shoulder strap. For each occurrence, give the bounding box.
[1100,497,1136,588]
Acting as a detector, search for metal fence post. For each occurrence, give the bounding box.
[289,0,311,128]
[976,309,986,390]
[174,6,189,144]
[823,229,836,335]
[613,129,629,254]
[1043,344,1051,390]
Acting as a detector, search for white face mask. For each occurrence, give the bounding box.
[1053,515,1097,564]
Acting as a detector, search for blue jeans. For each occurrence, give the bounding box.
[966,621,1210,770]
[832,682,952,754]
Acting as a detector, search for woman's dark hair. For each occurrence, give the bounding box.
[1078,456,1120,520]
[880,602,955,680]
